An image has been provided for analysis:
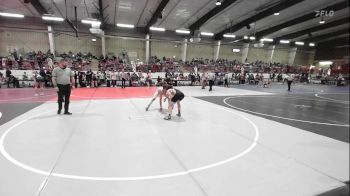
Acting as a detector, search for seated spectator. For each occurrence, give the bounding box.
[255,73,260,85]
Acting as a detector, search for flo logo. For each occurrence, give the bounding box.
[315,10,335,17]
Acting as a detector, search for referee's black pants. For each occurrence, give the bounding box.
[57,84,71,112]
[121,78,126,88]
[287,81,292,91]
[209,80,214,91]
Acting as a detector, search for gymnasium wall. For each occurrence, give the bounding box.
[272,47,289,64]
[55,33,102,56]
[106,38,145,61]
[0,30,49,56]
[315,47,349,61]
[186,43,215,60]
[150,41,182,60]
[219,45,242,61]
[294,49,315,65]
[247,47,268,62]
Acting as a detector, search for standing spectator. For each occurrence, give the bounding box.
[86,69,92,87]
[146,71,152,87]
[99,71,105,86]
[11,76,19,88]
[73,71,78,88]
[190,73,195,86]
[224,72,229,87]
[272,72,276,82]
[38,68,47,88]
[121,70,126,88]
[201,72,208,89]
[111,70,117,87]
[156,76,162,85]
[78,72,84,87]
[5,67,11,88]
[337,74,345,86]
[105,70,111,87]
[47,57,53,69]
[128,72,132,87]
[22,72,28,80]
[255,73,260,85]
[277,73,282,82]
[92,73,98,87]
[52,60,74,115]
[34,70,45,96]
[45,69,52,87]
[0,72,3,88]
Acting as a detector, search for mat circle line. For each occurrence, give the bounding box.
[315,94,349,104]
[223,97,349,127]
[0,100,259,181]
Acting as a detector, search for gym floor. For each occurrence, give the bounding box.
[0,84,348,196]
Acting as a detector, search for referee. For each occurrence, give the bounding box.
[52,60,74,115]
[285,73,294,92]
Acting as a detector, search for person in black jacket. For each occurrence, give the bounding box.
[5,67,11,88]
[73,71,78,88]
[86,69,92,87]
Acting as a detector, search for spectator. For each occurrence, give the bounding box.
[255,73,260,85]
[22,72,28,80]
[33,70,45,96]
[121,70,126,88]
[156,76,162,85]
[5,67,11,88]
[78,72,84,87]
[0,72,3,88]
[111,70,117,87]
[224,73,229,87]
[146,71,152,87]
[73,71,78,88]
[92,73,98,87]
[86,69,92,87]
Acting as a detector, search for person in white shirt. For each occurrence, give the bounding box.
[224,73,229,87]
[285,74,294,91]
[111,70,117,87]
[105,70,111,87]
[145,82,167,111]
[99,71,105,85]
[208,72,215,91]
[52,60,74,115]
[146,71,152,87]
[47,58,53,69]
[201,72,208,89]
[33,70,45,96]
[121,70,126,88]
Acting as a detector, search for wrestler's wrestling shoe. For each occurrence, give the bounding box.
[164,115,171,120]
